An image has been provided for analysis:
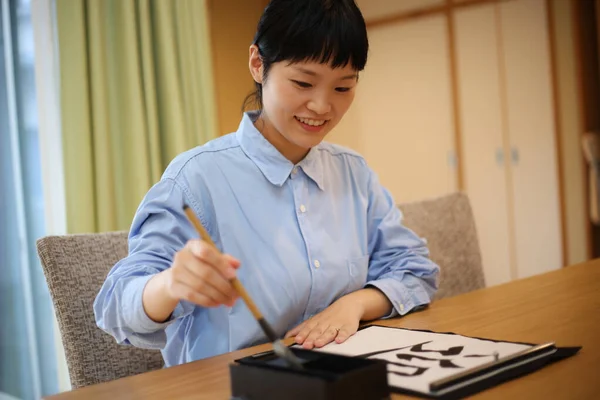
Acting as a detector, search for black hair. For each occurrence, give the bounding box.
[243,0,369,111]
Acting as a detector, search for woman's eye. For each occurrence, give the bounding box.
[292,80,312,88]
[335,87,351,93]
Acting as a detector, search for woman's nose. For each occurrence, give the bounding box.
[306,95,332,115]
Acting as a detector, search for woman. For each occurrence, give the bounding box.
[94,0,439,368]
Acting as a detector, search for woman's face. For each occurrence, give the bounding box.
[249,45,359,163]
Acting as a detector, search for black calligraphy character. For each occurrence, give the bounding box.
[356,341,496,378]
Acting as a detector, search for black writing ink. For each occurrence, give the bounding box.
[409,342,464,356]
[396,354,462,369]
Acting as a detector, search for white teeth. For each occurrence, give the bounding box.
[296,117,326,126]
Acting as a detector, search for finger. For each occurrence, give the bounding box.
[302,324,327,350]
[294,321,317,344]
[175,267,234,306]
[314,326,339,348]
[197,266,238,303]
[285,322,305,339]
[170,282,219,308]
[176,249,237,301]
[334,327,354,344]
[223,254,241,270]
[187,240,237,280]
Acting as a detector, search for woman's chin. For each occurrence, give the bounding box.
[290,127,329,147]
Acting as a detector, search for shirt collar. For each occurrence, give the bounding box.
[236,112,325,190]
[298,145,324,190]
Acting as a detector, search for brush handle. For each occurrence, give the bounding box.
[230,279,263,320]
[183,206,264,320]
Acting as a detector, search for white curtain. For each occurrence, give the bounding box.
[0,0,59,398]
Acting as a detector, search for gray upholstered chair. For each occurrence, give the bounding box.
[399,192,486,300]
[36,232,164,389]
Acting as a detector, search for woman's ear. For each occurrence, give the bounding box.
[249,45,264,84]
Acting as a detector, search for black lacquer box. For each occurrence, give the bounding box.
[230,347,390,400]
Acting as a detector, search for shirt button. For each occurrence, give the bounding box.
[399,303,405,313]
[314,260,320,268]
[292,167,298,174]
[300,204,306,213]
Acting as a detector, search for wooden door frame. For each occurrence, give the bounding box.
[572,0,600,260]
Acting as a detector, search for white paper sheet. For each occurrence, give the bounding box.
[297,326,532,394]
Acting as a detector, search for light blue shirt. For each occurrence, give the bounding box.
[94,112,439,367]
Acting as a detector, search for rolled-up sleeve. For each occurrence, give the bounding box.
[364,169,439,318]
[93,177,200,349]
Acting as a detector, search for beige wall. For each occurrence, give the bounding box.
[354,0,444,21]
[350,14,458,204]
[208,0,267,135]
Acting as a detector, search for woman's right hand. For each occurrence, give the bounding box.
[142,239,240,323]
[164,239,240,307]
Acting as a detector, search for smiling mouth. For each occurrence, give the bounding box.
[294,116,328,127]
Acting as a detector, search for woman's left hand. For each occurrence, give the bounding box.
[284,296,363,349]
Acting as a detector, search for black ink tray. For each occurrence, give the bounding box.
[230,347,390,400]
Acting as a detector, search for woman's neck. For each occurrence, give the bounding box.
[254,114,309,164]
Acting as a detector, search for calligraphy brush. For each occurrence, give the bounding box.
[183,206,304,370]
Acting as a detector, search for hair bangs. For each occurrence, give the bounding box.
[255,0,368,71]
[278,10,367,70]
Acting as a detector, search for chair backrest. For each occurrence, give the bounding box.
[399,192,485,300]
[36,231,164,389]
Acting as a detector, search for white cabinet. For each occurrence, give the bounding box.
[331,0,564,286]
[498,0,562,279]
[454,4,513,286]
[454,0,562,285]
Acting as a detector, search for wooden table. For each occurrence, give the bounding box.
[47,259,600,399]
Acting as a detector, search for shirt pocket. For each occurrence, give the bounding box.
[346,254,370,293]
